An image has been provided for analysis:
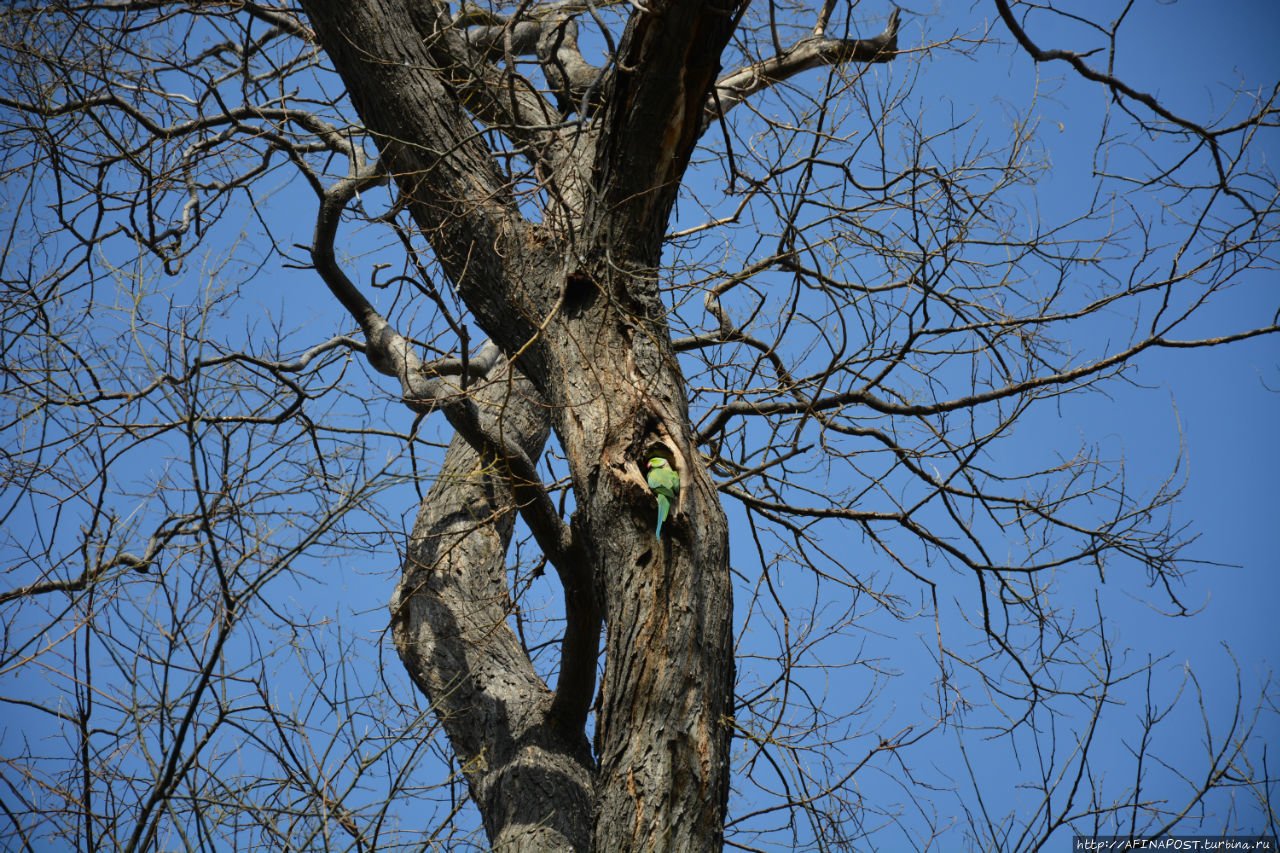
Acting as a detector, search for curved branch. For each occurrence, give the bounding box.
[992,0,1204,137]
[707,8,900,124]
[991,0,1277,208]
[308,166,577,574]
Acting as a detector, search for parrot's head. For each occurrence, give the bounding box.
[647,457,668,471]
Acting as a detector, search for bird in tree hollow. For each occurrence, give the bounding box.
[646,456,679,538]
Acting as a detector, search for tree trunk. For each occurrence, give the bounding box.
[542,256,735,851]
[300,1,738,848]
[391,359,596,851]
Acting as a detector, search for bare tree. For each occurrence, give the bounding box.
[1,1,1276,850]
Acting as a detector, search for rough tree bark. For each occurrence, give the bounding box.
[295,1,894,849]
[391,356,597,850]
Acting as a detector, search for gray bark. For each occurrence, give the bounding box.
[391,360,595,851]
[296,1,892,848]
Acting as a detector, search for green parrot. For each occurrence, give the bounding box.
[646,456,680,538]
